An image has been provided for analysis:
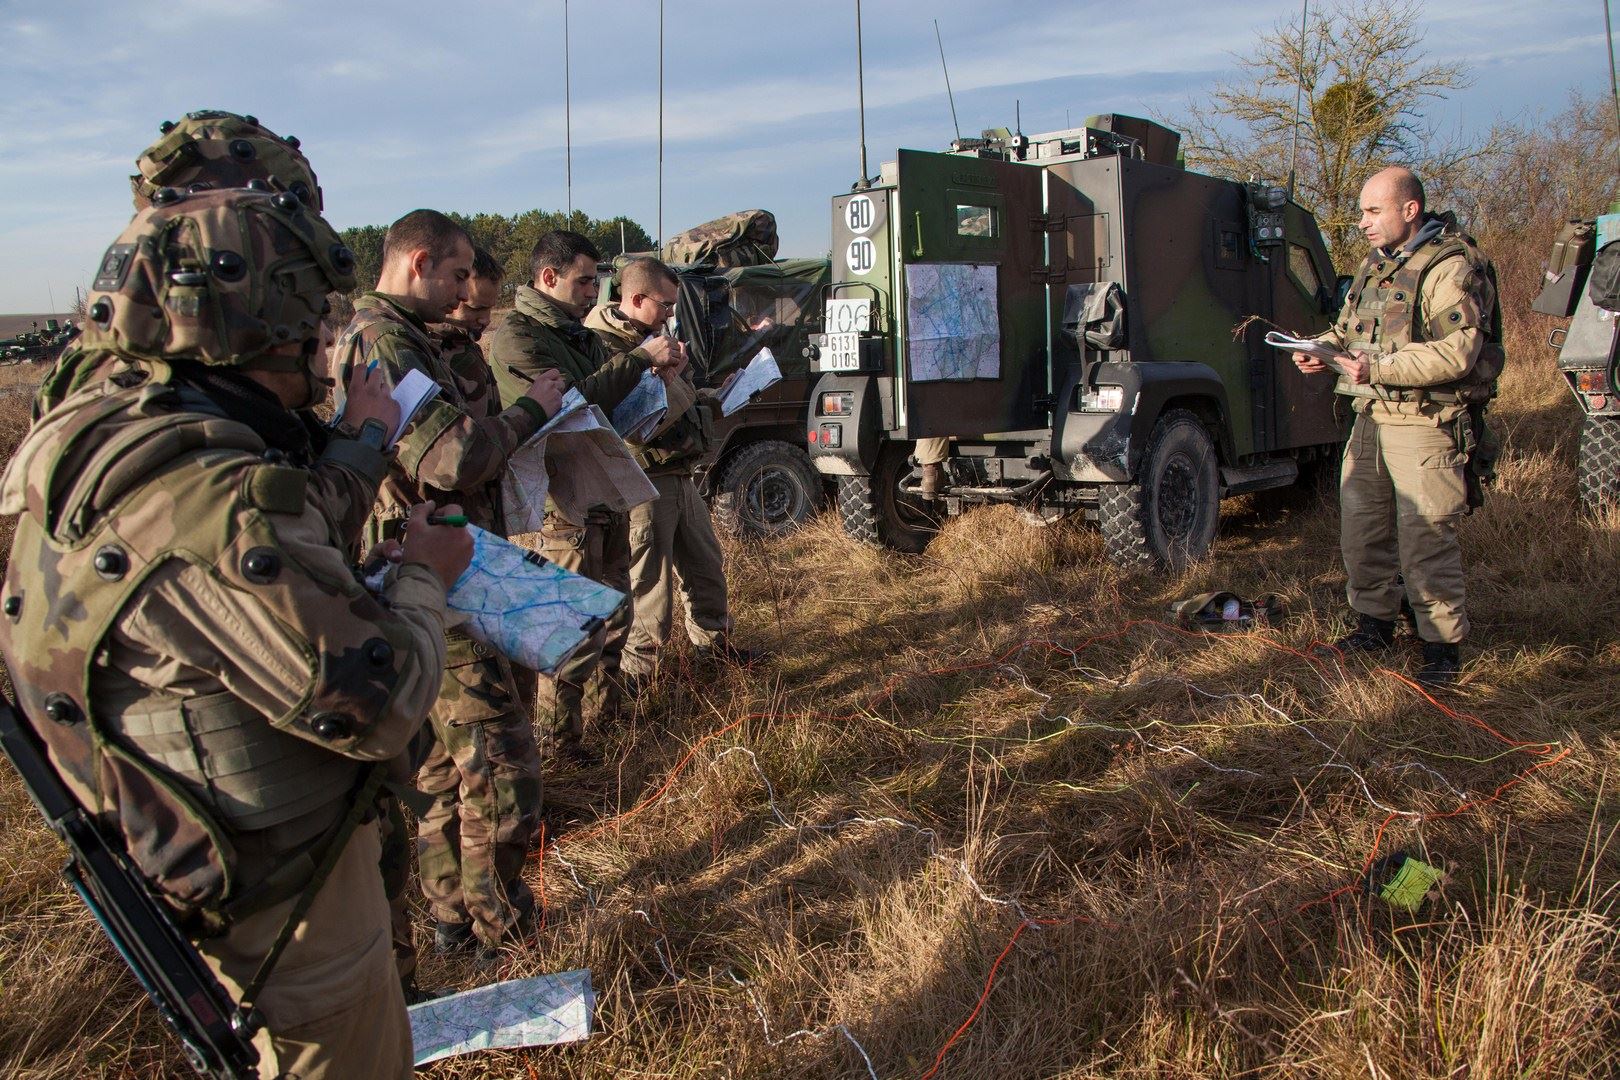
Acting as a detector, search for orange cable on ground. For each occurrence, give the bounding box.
[524,619,1573,1075]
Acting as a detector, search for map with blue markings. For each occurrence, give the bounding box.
[447,527,626,674]
[905,262,1001,382]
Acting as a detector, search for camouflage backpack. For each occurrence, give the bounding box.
[131,109,323,211]
[661,210,779,269]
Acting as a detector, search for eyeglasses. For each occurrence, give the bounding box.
[645,295,678,313]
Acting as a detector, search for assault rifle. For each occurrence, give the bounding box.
[0,694,262,1078]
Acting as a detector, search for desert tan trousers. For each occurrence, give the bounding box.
[199,821,413,1080]
[1339,412,1470,644]
[623,472,733,678]
[914,437,950,465]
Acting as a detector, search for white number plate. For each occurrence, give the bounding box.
[821,299,871,372]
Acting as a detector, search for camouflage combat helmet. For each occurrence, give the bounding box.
[131,109,323,211]
[78,186,356,372]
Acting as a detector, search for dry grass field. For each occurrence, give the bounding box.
[0,294,1616,1079]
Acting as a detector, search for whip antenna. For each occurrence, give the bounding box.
[855,0,870,187]
[1287,0,1308,198]
[659,0,665,247]
[934,19,961,142]
[564,0,573,217]
[1607,0,1620,181]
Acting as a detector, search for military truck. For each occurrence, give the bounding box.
[623,211,834,538]
[0,319,78,363]
[1532,214,1619,512]
[806,115,1345,566]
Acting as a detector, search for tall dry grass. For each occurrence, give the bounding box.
[1,251,1617,1079]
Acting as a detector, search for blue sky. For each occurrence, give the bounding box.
[0,0,1610,313]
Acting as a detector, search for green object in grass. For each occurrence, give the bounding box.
[1378,856,1444,911]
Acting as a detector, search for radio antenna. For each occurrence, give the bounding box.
[1607,0,1620,181]
[933,19,961,142]
[564,0,573,217]
[855,0,870,187]
[658,0,665,247]
[1286,0,1308,199]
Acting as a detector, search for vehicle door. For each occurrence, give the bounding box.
[893,149,1048,438]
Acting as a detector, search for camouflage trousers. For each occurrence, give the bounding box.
[535,508,632,747]
[623,472,732,679]
[1340,413,1470,644]
[416,637,543,945]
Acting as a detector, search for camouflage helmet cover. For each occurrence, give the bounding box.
[77,187,356,371]
[131,109,323,211]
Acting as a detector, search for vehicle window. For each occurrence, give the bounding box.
[1288,243,1323,298]
[955,204,999,238]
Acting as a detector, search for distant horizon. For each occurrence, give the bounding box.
[1,0,1610,312]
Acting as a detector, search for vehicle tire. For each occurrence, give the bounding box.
[1097,409,1220,569]
[1577,413,1620,514]
[710,439,824,539]
[836,443,939,554]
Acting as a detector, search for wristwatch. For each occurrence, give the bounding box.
[355,418,389,451]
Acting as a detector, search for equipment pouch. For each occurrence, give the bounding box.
[1456,404,1499,511]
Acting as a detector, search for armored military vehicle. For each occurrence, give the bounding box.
[806,115,1345,566]
[623,211,834,538]
[0,318,78,363]
[1534,213,1619,512]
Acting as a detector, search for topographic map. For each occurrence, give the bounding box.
[905,262,1000,381]
[409,969,594,1065]
[610,367,669,443]
[448,527,626,674]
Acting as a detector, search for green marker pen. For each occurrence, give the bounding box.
[425,514,469,527]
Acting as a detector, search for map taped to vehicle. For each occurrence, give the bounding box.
[905,263,1000,381]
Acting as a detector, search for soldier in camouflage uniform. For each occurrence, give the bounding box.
[489,231,686,764]
[330,213,564,956]
[584,258,761,684]
[38,110,322,419]
[1294,167,1503,686]
[0,187,470,1079]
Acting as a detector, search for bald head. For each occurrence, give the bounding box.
[1358,167,1426,252]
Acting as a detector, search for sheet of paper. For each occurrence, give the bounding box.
[409,969,594,1066]
[447,527,626,675]
[906,263,1000,382]
[501,404,658,534]
[388,368,441,446]
[719,347,783,416]
[1264,330,1356,376]
[610,367,669,443]
[534,386,590,439]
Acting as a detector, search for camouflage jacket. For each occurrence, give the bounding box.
[488,287,650,414]
[34,352,389,546]
[331,292,547,545]
[428,323,510,531]
[0,377,448,915]
[583,303,712,475]
[1321,213,1502,426]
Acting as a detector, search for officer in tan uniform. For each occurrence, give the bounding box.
[330,213,564,958]
[584,257,761,686]
[0,188,468,1079]
[488,231,685,765]
[1294,166,1502,686]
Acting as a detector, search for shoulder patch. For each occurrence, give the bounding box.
[241,464,310,515]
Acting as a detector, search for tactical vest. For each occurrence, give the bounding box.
[1338,222,1505,407]
[0,382,363,922]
